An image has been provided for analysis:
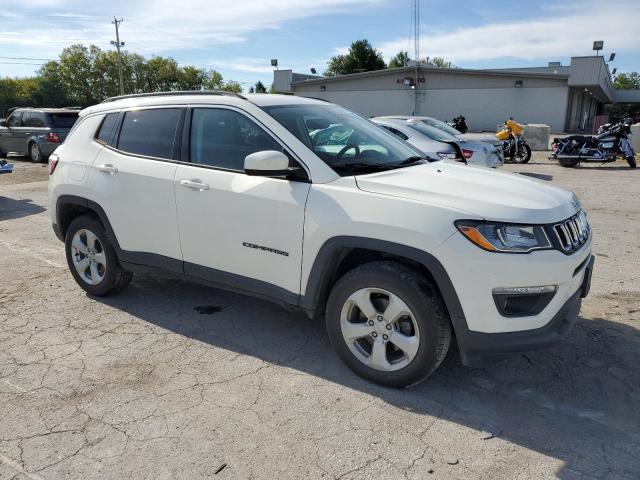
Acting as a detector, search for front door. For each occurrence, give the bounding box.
[2,111,24,153]
[174,107,310,301]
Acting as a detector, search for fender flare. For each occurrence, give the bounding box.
[300,236,467,332]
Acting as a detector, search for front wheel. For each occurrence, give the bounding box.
[512,144,531,163]
[325,261,452,388]
[626,156,637,168]
[65,215,132,296]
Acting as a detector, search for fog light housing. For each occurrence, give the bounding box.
[492,285,557,317]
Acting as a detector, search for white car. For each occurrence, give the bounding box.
[375,116,503,168]
[49,92,593,387]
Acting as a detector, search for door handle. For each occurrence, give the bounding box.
[180,179,210,191]
[97,163,118,174]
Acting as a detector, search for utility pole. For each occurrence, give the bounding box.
[413,0,420,115]
[111,17,125,95]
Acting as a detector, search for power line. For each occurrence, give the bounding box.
[0,61,46,65]
[0,56,53,61]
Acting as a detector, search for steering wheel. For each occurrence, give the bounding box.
[336,144,360,160]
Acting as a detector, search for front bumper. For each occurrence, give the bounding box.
[455,256,593,365]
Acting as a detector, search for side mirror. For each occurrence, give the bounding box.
[244,150,291,177]
[0,120,6,127]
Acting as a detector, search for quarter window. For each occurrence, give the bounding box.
[190,108,283,171]
[96,113,120,146]
[117,108,181,159]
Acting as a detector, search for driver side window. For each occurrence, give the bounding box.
[190,108,284,171]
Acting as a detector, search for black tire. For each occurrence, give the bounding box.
[512,144,531,163]
[29,142,46,163]
[558,157,580,168]
[325,261,452,388]
[626,156,637,168]
[65,215,132,296]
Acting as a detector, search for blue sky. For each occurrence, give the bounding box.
[1,0,638,91]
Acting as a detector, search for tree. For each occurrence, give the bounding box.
[614,72,640,90]
[389,51,410,68]
[325,39,386,76]
[254,80,267,93]
[428,57,451,68]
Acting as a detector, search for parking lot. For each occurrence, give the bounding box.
[1,154,639,479]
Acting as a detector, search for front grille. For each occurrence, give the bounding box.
[552,211,589,253]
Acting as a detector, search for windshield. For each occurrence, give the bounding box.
[408,122,458,142]
[420,118,461,136]
[262,104,428,175]
[48,113,79,128]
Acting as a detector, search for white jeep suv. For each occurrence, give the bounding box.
[49,92,593,387]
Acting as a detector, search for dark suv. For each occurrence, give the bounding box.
[0,108,79,162]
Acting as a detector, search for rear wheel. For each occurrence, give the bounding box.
[558,157,580,167]
[29,142,44,163]
[325,261,451,388]
[65,215,132,296]
[626,156,637,168]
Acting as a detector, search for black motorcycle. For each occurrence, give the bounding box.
[447,115,468,134]
[551,118,636,168]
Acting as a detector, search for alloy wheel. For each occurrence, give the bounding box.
[340,288,420,372]
[70,229,106,285]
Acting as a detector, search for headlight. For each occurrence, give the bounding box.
[455,220,552,253]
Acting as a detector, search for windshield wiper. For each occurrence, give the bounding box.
[393,156,428,166]
[331,162,394,173]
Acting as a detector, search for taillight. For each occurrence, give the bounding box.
[461,148,474,159]
[47,132,61,143]
[48,154,59,175]
[551,142,558,151]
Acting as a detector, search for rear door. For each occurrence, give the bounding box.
[89,108,185,270]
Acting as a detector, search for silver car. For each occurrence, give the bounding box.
[376,115,503,168]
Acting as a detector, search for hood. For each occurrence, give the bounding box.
[355,161,578,224]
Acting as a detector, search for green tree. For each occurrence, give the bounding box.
[389,51,410,68]
[221,81,242,93]
[254,80,267,93]
[614,72,640,89]
[428,56,451,68]
[325,39,386,76]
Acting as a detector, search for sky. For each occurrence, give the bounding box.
[1,0,639,91]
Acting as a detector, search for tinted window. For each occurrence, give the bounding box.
[95,113,120,145]
[190,108,283,171]
[7,112,22,127]
[22,112,46,128]
[117,109,180,159]
[49,113,78,128]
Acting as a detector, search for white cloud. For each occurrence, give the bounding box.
[0,0,380,55]
[379,0,640,63]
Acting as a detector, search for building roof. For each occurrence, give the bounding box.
[291,65,571,87]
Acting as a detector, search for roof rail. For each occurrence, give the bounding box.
[101,90,246,103]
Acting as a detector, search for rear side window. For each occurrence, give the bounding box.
[22,112,46,128]
[190,108,282,171]
[95,113,119,146]
[117,109,181,159]
[49,113,78,128]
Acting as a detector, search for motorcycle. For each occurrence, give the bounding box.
[496,118,532,163]
[447,115,468,134]
[551,118,636,168]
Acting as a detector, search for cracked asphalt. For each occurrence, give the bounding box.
[1,154,639,479]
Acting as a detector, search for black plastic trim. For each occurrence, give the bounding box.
[301,236,467,327]
[456,288,583,366]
